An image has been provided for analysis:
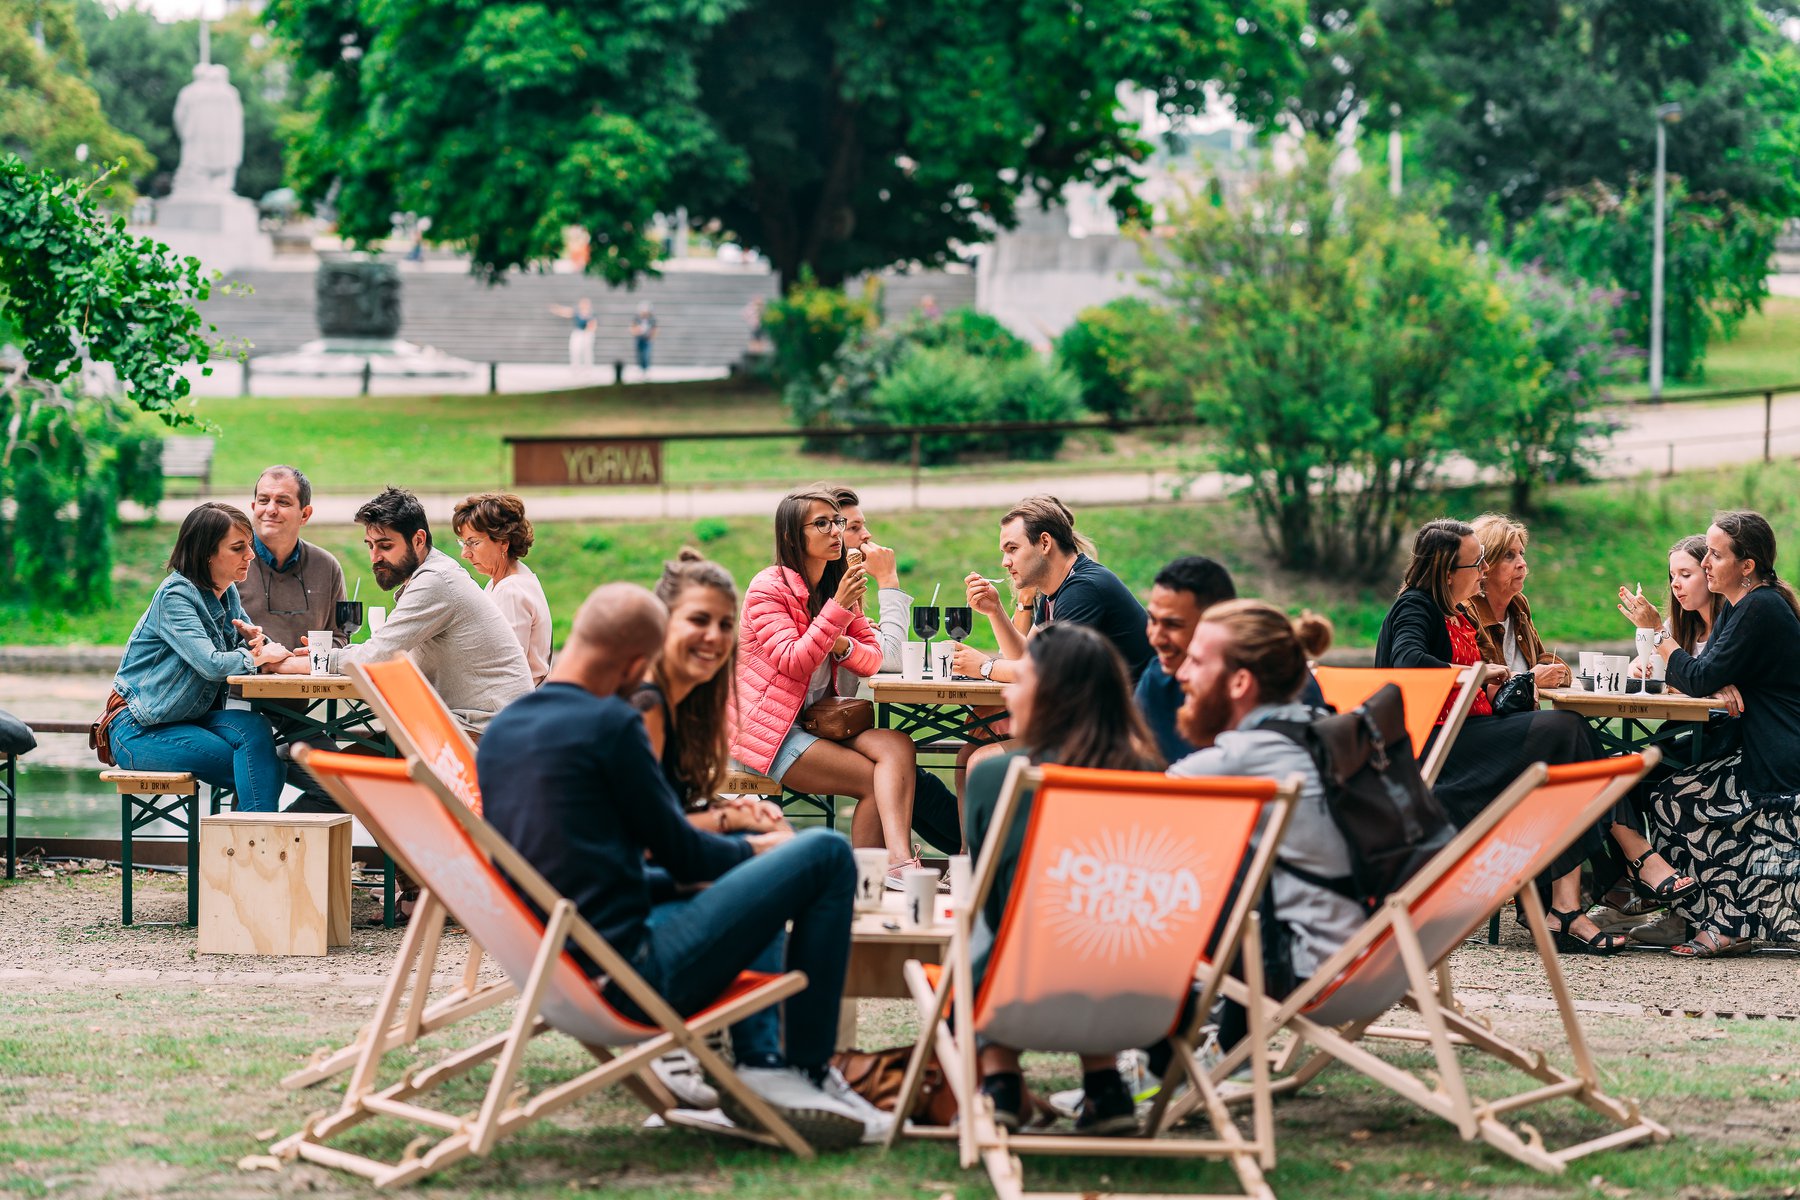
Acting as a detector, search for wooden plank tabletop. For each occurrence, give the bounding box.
[850,890,955,944]
[1541,687,1721,721]
[868,672,1007,705]
[227,674,360,700]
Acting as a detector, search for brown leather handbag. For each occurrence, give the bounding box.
[89,690,129,767]
[829,1046,957,1125]
[799,659,873,741]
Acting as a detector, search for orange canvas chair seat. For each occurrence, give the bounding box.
[886,759,1299,1200]
[1311,665,1481,786]
[282,657,497,1092]
[271,749,821,1187]
[1199,752,1672,1175]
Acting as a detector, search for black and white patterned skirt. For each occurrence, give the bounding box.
[1647,748,1800,943]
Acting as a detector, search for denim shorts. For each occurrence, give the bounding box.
[767,724,820,784]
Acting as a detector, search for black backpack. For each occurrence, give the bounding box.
[1260,683,1456,914]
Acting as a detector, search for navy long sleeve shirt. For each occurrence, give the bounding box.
[477,683,752,962]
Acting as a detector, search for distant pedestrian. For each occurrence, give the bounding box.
[631,302,657,377]
[550,298,596,368]
[919,293,941,321]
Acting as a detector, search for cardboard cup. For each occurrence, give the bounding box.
[853,848,888,913]
[308,630,333,676]
[367,606,387,634]
[901,867,939,929]
[901,642,926,682]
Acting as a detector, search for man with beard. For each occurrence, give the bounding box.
[275,487,531,735]
[1170,599,1361,1033]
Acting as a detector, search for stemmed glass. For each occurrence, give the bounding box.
[912,606,941,677]
[942,606,973,676]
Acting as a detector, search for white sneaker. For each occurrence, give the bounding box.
[819,1066,897,1144]
[716,1066,866,1152]
[650,1049,720,1111]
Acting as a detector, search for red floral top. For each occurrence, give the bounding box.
[1442,613,1494,723]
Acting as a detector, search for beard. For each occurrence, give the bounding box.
[1176,673,1236,749]
[371,545,421,591]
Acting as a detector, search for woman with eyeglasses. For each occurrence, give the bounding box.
[452,492,552,686]
[107,503,293,813]
[1376,519,1628,955]
[733,488,926,888]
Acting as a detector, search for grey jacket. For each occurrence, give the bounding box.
[1169,702,1364,978]
[329,548,532,733]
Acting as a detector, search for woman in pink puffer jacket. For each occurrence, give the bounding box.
[734,488,926,887]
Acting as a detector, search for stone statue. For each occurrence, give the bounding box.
[317,260,403,339]
[171,63,244,196]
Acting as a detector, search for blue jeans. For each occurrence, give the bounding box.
[111,709,285,813]
[605,827,853,1070]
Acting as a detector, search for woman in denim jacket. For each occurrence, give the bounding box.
[110,503,294,811]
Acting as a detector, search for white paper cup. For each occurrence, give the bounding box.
[1578,651,1601,677]
[947,854,972,906]
[852,848,888,912]
[367,605,387,634]
[308,630,333,676]
[937,649,955,680]
[1649,652,1667,682]
[1604,655,1631,691]
[901,642,926,682]
[901,867,939,929]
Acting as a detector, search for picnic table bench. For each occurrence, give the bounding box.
[160,434,216,494]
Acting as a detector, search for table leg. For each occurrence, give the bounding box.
[5,752,15,881]
[121,794,133,926]
[385,857,396,928]
[186,791,199,927]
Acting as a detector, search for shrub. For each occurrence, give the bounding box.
[864,347,991,464]
[983,356,1084,460]
[1053,297,1177,419]
[692,518,730,544]
[759,271,880,391]
[902,307,1031,363]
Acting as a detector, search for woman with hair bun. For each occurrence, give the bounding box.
[452,492,552,685]
[1620,509,1800,956]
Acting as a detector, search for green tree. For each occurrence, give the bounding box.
[74,1,299,200]
[267,0,1306,288]
[0,0,151,189]
[1,157,218,606]
[1145,147,1531,579]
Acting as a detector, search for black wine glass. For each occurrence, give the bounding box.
[911,606,941,677]
[943,606,973,642]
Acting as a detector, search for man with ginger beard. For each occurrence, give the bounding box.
[1168,600,1362,1015]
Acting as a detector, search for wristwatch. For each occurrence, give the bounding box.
[979,657,997,680]
[1652,629,1670,647]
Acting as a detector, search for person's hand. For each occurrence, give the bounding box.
[1616,586,1662,630]
[965,573,1001,617]
[1532,661,1570,689]
[724,796,790,833]
[747,828,795,855]
[272,652,312,675]
[862,541,901,589]
[833,564,867,611]
[1715,683,1746,717]
[1013,584,1038,614]
[1628,657,1652,679]
[832,635,850,658]
[1480,662,1511,687]
[231,619,266,653]
[950,643,991,679]
[251,639,291,669]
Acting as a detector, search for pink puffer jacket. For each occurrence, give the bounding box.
[732,565,882,773]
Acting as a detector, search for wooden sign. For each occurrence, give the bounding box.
[510,438,663,487]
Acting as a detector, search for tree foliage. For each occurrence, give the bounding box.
[73,1,298,201]
[0,0,151,190]
[1144,148,1537,578]
[1,157,218,606]
[268,0,1306,288]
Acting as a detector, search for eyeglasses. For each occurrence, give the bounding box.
[259,562,314,616]
[1452,552,1486,572]
[457,536,488,551]
[807,516,849,533]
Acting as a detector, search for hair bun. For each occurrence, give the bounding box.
[675,546,705,564]
[1292,610,1335,659]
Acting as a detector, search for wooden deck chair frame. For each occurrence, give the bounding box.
[282,656,511,1091]
[1311,665,1482,786]
[1187,751,1669,1175]
[272,749,823,1187]
[885,757,1300,1200]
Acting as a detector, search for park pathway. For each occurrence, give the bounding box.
[141,388,1800,525]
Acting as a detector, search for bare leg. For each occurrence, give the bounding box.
[849,728,917,862]
[1609,821,1695,893]
[1550,870,1606,941]
[782,733,917,863]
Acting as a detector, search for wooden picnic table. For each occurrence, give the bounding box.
[839,889,954,1048]
[868,672,1009,750]
[1541,686,1727,767]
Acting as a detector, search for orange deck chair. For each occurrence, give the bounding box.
[281,656,509,1091]
[271,748,821,1187]
[1193,751,1669,1175]
[886,758,1299,1200]
[1312,665,1482,786]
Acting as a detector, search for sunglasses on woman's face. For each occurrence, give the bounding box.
[807,516,848,534]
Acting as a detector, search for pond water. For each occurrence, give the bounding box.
[13,763,192,839]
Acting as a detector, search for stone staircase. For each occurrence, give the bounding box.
[203,265,980,367]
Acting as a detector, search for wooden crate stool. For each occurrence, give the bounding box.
[101,769,201,926]
[199,812,352,956]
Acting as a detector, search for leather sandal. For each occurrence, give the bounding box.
[1669,930,1753,958]
[1626,850,1701,905]
[1546,907,1630,956]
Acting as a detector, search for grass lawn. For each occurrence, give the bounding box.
[2,983,1796,1198]
[177,378,1200,496]
[8,459,1797,651]
[1621,294,1800,398]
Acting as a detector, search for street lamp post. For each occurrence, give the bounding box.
[1649,102,1683,401]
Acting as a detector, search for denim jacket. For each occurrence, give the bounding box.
[114,572,256,727]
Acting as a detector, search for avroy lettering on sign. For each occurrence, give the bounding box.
[561,443,657,485]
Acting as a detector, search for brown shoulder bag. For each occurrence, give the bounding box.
[799,656,873,741]
[89,690,129,767]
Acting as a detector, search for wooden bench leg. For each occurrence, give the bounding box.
[121,791,134,926]
[186,791,199,927]
[4,753,15,882]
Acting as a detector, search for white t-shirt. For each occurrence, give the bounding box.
[486,562,553,686]
[1499,615,1530,674]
